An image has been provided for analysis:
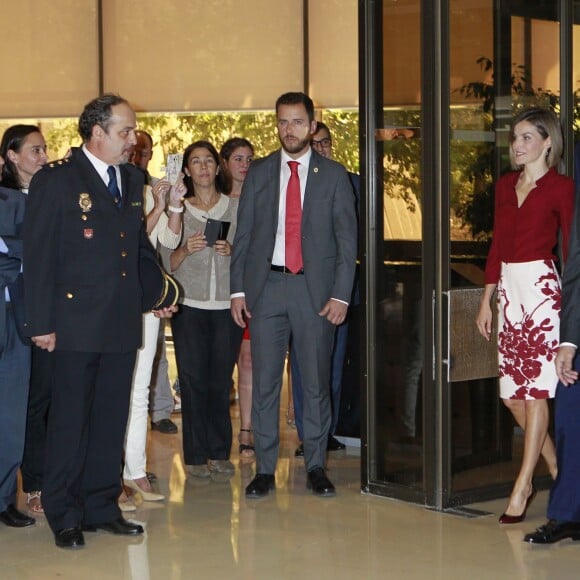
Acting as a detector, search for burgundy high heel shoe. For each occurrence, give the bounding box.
[498,487,537,524]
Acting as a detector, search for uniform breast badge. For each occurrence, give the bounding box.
[78,193,92,213]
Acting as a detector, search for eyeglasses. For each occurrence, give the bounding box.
[312,138,332,148]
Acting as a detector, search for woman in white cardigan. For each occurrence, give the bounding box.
[121,175,185,508]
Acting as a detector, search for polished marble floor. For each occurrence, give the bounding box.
[3,402,580,580]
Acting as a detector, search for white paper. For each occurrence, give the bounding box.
[165,153,184,185]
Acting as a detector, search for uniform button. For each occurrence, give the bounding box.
[121,271,127,277]
[81,215,88,221]
[121,251,128,258]
[120,232,125,238]
[66,292,74,299]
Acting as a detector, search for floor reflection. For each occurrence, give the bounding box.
[4,385,580,579]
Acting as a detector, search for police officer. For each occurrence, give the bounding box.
[23,94,175,549]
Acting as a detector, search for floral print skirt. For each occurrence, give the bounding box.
[497,260,560,400]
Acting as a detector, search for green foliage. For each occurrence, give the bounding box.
[43,119,82,158]
[320,110,360,173]
[379,109,422,212]
[135,111,280,161]
[38,109,360,177]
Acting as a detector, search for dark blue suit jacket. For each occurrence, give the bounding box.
[0,186,28,351]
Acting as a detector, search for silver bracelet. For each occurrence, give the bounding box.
[168,205,184,213]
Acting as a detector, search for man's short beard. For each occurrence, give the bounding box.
[281,135,311,154]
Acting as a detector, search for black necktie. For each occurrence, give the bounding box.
[107,166,121,207]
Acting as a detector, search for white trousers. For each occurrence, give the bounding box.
[124,312,160,480]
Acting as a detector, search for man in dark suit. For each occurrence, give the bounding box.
[0,182,35,529]
[230,92,357,498]
[23,94,174,549]
[524,159,580,544]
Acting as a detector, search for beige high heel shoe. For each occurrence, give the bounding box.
[124,478,165,502]
[118,488,137,512]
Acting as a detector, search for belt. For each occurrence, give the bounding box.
[271,265,304,275]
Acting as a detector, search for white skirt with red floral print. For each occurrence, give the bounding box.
[497,259,560,400]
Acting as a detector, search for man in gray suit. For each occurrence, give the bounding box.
[230,92,357,498]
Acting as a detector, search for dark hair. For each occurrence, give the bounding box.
[219,137,254,195]
[78,94,129,142]
[315,121,331,137]
[0,124,42,189]
[275,92,315,122]
[219,137,254,162]
[181,140,227,198]
[135,130,153,147]
[509,107,563,169]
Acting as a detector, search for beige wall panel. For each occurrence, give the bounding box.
[308,0,358,108]
[449,1,493,102]
[382,1,421,106]
[1,1,99,118]
[531,19,560,93]
[512,17,560,95]
[103,0,304,112]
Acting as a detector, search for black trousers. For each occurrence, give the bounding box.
[21,346,54,492]
[42,350,136,533]
[171,306,242,465]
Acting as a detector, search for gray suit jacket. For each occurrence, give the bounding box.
[231,149,357,312]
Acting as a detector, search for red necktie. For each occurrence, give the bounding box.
[285,161,303,273]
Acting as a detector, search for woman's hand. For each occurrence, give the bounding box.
[169,173,187,208]
[476,301,493,341]
[152,180,171,211]
[214,240,232,256]
[184,231,207,255]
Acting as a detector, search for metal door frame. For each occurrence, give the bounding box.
[360,0,576,509]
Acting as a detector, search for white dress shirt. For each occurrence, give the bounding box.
[271,148,311,267]
[82,145,122,195]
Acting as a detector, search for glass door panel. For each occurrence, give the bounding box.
[373,0,424,490]
[448,0,560,499]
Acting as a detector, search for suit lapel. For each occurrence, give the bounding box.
[270,151,282,231]
[302,149,321,222]
[119,164,142,211]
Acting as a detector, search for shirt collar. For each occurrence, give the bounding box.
[281,147,312,168]
[82,144,113,182]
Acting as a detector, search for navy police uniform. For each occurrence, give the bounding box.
[23,147,158,532]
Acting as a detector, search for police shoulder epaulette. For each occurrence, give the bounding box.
[47,157,71,169]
